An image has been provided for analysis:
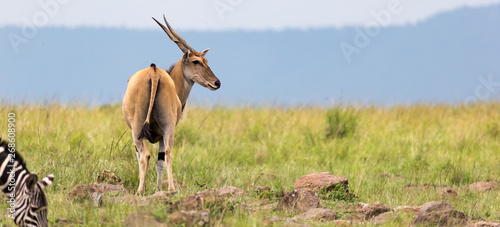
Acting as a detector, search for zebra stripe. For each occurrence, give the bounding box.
[0,139,54,227]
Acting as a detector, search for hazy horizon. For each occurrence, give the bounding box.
[2,3,500,107]
[2,1,500,30]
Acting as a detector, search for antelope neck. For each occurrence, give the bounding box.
[170,59,193,110]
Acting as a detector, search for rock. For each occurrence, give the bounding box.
[468,181,500,192]
[441,189,458,198]
[418,201,454,214]
[162,178,187,191]
[473,221,500,227]
[414,209,467,226]
[266,215,286,223]
[216,186,243,197]
[171,187,242,211]
[97,170,123,185]
[295,208,337,222]
[281,188,320,212]
[106,191,171,207]
[393,205,421,216]
[108,195,138,204]
[172,189,219,210]
[111,196,154,207]
[147,191,171,203]
[69,183,128,201]
[331,220,352,226]
[254,186,272,199]
[294,172,348,192]
[370,211,396,225]
[283,221,312,227]
[91,192,103,207]
[413,201,467,226]
[405,185,454,194]
[358,202,391,220]
[259,202,278,211]
[167,210,210,226]
[123,212,164,227]
[254,186,271,193]
[243,201,277,212]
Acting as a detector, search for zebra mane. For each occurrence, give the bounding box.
[0,139,28,171]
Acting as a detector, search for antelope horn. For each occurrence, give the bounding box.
[152,15,195,54]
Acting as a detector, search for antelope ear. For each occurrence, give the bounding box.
[200,48,210,57]
[39,174,54,190]
[183,50,191,62]
[26,174,38,192]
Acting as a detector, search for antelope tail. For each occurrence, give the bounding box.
[138,64,160,140]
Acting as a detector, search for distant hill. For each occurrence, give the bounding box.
[1,4,500,106]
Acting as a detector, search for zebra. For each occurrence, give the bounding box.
[0,139,54,227]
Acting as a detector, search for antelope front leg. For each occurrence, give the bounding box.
[156,138,166,192]
[165,146,175,193]
[161,133,175,193]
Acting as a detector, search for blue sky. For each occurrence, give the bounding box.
[2,1,500,106]
[2,0,500,30]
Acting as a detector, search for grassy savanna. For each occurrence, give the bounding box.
[0,102,499,226]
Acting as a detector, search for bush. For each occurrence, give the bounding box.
[326,107,358,139]
[319,184,358,203]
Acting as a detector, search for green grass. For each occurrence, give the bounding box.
[0,102,499,226]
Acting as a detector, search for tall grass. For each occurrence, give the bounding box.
[326,106,358,139]
[0,102,499,225]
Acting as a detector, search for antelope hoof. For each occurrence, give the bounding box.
[135,189,145,196]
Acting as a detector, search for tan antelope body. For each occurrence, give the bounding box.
[122,16,220,194]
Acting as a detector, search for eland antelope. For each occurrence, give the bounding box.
[122,15,221,194]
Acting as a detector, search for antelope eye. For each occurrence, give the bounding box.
[192,60,200,65]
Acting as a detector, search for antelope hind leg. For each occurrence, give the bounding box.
[135,138,150,195]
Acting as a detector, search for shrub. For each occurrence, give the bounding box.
[326,107,358,139]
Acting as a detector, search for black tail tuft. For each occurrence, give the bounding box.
[150,63,157,72]
[138,122,151,140]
